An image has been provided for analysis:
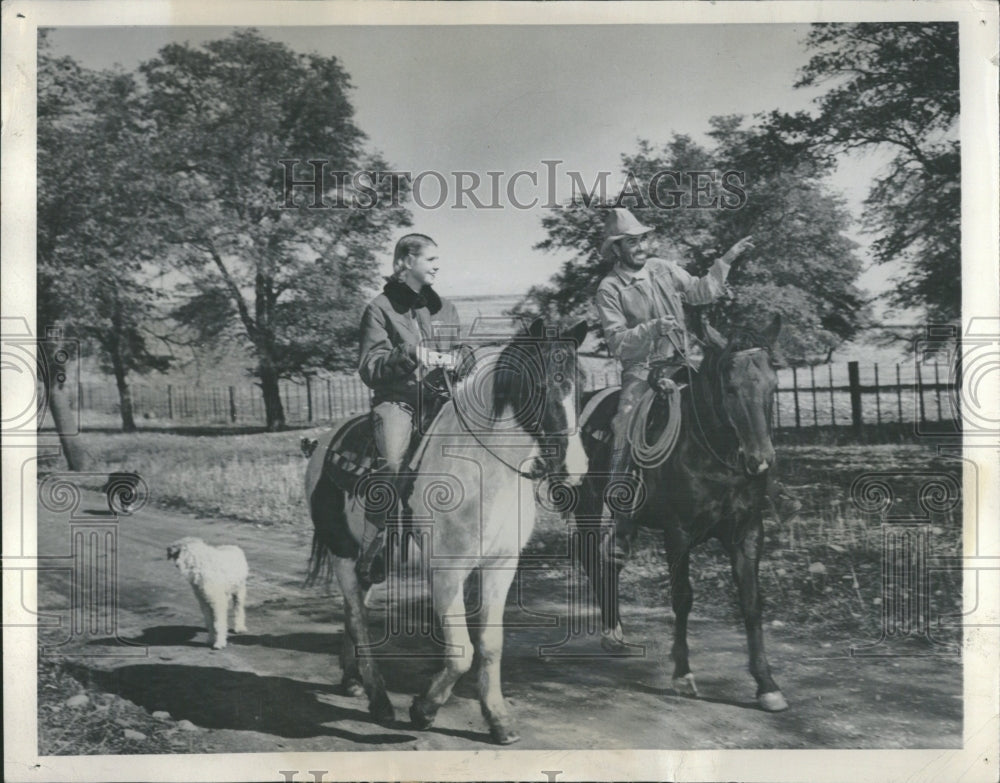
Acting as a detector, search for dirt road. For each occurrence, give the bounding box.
[37,489,961,751]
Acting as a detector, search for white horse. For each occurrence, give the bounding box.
[305,318,588,744]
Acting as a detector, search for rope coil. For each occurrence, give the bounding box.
[626,380,683,469]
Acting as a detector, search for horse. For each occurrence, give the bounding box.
[575,314,789,712]
[304,317,589,744]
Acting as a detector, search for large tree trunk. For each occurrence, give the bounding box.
[46,373,90,470]
[254,271,285,431]
[110,348,137,433]
[259,359,285,431]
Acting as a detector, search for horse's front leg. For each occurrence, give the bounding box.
[727,521,788,712]
[332,556,394,723]
[410,570,473,730]
[667,549,698,697]
[476,558,521,744]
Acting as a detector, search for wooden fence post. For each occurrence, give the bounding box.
[895,364,903,425]
[873,364,882,427]
[917,363,927,423]
[810,365,818,428]
[848,361,863,438]
[228,386,237,423]
[167,385,173,419]
[792,366,801,429]
[306,376,313,423]
[828,365,836,426]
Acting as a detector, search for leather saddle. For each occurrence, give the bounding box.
[320,369,452,497]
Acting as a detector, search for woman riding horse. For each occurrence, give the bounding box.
[305,317,589,743]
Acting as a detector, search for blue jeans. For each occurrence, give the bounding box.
[366,401,415,527]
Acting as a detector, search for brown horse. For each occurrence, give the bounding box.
[576,315,788,712]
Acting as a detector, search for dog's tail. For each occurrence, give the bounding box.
[305,474,355,588]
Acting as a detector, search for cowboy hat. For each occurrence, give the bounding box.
[599,208,653,257]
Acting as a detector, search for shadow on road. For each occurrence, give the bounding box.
[67,663,417,744]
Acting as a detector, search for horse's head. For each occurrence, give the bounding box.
[702,315,782,476]
[492,317,590,484]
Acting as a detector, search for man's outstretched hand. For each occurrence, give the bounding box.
[722,235,755,263]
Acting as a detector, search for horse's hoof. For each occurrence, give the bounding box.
[341,678,365,698]
[758,690,789,712]
[671,673,699,698]
[409,697,437,730]
[600,625,629,653]
[488,717,521,745]
[369,692,395,725]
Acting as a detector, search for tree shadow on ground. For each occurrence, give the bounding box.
[67,663,417,743]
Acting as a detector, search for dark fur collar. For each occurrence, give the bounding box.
[383,278,443,315]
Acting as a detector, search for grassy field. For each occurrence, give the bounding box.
[69,428,964,642]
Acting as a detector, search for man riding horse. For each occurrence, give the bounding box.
[595,208,799,566]
[355,233,462,584]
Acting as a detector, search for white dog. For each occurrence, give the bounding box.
[167,537,248,649]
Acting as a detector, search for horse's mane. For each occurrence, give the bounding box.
[491,336,544,432]
[687,325,774,439]
[706,326,772,375]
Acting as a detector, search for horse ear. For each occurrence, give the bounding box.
[762,314,782,347]
[527,317,546,339]
[704,322,727,349]
[566,320,589,346]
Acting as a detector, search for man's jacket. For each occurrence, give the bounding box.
[358,279,461,406]
[596,256,730,382]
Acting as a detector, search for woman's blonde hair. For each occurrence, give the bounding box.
[392,233,436,279]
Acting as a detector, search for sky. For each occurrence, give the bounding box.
[47,24,896,301]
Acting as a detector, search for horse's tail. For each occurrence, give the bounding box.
[304,432,359,587]
[305,473,349,587]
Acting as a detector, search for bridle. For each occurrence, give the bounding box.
[669,335,773,475]
[442,366,558,481]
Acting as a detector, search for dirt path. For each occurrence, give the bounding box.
[37,490,961,751]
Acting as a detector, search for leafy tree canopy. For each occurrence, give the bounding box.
[139,30,412,427]
[517,116,869,363]
[779,23,960,324]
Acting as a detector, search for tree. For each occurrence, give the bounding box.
[141,30,410,430]
[787,23,960,325]
[37,38,172,444]
[517,117,869,363]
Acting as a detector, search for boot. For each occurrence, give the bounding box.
[600,446,638,569]
[356,521,387,587]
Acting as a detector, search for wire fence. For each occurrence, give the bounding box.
[72,359,958,437]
